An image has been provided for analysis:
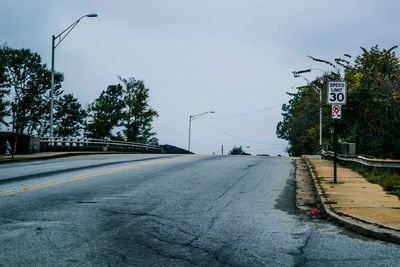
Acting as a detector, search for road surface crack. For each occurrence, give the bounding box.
[244,164,256,170]
[145,232,198,247]
[293,232,312,267]
[99,208,165,220]
[137,239,198,265]
[214,172,249,201]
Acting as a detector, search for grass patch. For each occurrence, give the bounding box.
[347,164,400,198]
[325,198,337,205]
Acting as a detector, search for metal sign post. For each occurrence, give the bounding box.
[331,105,341,184]
[328,81,347,184]
[334,119,338,183]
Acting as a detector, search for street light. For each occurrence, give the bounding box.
[294,74,323,146]
[188,111,215,151]
[49,13,98,139]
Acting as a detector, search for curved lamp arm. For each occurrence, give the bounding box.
[54,14,98,49]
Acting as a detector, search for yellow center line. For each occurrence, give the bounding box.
[0,155,200,196]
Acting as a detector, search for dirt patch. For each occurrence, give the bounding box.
[295,159,319,212]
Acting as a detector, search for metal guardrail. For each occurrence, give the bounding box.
[40,137,163,154]
[322,150,400,169]
[312,144,324,155]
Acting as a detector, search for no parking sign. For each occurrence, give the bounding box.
[331,105,341,119]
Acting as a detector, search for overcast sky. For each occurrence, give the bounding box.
[1,0,400,155]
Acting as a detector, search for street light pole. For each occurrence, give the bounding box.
[294,74,323,146]
[11,103,16,158]
[188,111,215,151]
[49,13,98,139]
[310,69,330,147]
[50,35,55,140]
[319,86,322,146]
[188,115,192,151]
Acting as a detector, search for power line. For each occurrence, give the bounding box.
[202,104,282,119]
[247,147,287,152]
[196,120,286,146]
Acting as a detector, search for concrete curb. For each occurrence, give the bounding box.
[302,155,400,245]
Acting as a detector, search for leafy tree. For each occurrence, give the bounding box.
[342,46,400,157]
[229,146,250,155]
[277,46,400,158]
[0,45,10,125]
[54,94,86,137]
[0,46,63,134]
[86,84,125,140]
[120,77,159,144]
[0,88,8,126]
[113,131,126,142]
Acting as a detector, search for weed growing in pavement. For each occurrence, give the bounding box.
[324,198,338,205]
[347,164,400,199]
[305,159,318,178]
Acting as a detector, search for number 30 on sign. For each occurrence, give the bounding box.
[327,81,347,105]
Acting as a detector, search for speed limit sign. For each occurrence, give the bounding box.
[327,81,347,105]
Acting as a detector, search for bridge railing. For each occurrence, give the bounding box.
[322,150,400,173]
[40,137,163,154]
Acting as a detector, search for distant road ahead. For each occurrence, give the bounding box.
[0,154,399,266]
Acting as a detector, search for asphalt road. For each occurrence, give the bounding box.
[0,154,399,266]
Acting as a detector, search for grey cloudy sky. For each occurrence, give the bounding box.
[1,0,399,155]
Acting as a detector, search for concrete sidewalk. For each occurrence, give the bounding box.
[303,155,400,244]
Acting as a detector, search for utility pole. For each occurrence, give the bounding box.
[188,115,192,151]
[221,145,224,155]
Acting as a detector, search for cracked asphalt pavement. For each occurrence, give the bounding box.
[0,154,400,266]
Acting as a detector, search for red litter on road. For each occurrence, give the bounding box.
[311,209,321,214]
